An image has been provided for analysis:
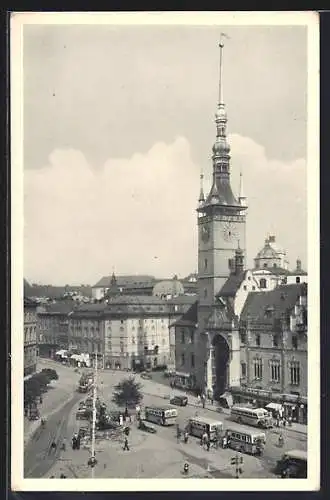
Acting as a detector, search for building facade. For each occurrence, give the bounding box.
[37,302,74,357]
[24,298,38,377]
[68,290,186,371]
[238,283,308,423]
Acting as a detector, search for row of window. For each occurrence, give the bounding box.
[240,332,299,349]
[244,359,301,385]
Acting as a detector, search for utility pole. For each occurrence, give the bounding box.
[88,352,98,476]
[231,454,244,478]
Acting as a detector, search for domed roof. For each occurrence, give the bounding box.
[212,138,230,154]
[255,236,286,259]
[153,279,184,297]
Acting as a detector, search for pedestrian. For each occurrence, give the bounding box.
[211,396,214,406]
[123,436,130,451]
[119,414,123,427]
[176,425,181,443]
[222,435,227,449]
[288,416,293,427]
[283,418,287,427]
[206,437,210,452]
[202,430,208,449]
[197,394,201,405]
[124,407,129,419]
[184,431,189,444]
[278,433,284,448]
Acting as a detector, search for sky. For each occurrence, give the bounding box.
[22,21,308,286]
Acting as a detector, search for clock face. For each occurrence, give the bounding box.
[223,221,238,242]
[201,225,210,243]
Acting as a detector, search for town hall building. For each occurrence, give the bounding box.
[174,39,308,419]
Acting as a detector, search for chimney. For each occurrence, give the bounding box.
[268,235,276,244]
[296,259,302,272]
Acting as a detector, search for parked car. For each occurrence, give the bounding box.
[164,369,176,378]
[141,372,152,380]
[76,408,92,420]
[170,395,188,407]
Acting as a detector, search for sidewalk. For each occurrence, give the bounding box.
[24,360,81,445]
[140,380,307,436]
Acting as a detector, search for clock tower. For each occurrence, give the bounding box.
[195,36,248,394]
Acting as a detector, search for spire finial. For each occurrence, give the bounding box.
[238,171,247,206]
[218,33,229,107]
[199,171,205,203]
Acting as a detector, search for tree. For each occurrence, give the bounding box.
[112,377,143,408]
[41,368,59,381]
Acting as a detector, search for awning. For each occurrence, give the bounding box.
[220,392,234,407]
[266,402,283,412]
[175,372,191,378]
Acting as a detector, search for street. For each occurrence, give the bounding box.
[24,361,307,479]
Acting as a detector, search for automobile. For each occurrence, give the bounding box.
[138,420,157,433]
[78,401,86,409]
[274,450,307,478]
[141,372,152,380]
[76,408,92,420]
[164,369,176,378]
[170,395,188,407]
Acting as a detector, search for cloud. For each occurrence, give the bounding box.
[24,135,306,285]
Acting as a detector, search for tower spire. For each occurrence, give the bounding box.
[199,171,205,203]
[218,34,225,106]
[239,171,247,206]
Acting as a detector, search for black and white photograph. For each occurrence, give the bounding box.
[11,11,319,491]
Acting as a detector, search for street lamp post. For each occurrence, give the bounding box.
[89,352,98,477]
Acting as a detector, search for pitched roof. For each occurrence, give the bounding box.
[173,301,198,327]
[216,271,246,298]
[240,283,306,326]
[93,275,156,288]
[39,301,75,315]
[252,266,291,276]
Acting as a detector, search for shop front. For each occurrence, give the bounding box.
[229,386,307,424]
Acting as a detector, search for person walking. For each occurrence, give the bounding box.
[278,433,284,448]
[206,436,210,452]
[123,436,130,451]
[202,394,206,409]
[184,431,189,444]
[176,425,181,443]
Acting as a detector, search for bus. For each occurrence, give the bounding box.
[225,426,266,455]
[188,416,223,441]
[230,405,273,428]
[144,406,178,426]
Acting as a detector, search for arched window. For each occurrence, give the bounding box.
[259,278,267,289]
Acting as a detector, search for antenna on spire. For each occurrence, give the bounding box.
[218,32,229,106]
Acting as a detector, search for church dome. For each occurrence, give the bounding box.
[152,279,184,298]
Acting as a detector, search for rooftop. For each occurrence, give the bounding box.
[216,271,246,298]
[240,283,307,326]
[93,275,156,288]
